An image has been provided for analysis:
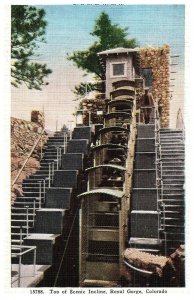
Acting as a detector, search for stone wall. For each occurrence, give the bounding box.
[11,116,48,203]
[140,45,170,127]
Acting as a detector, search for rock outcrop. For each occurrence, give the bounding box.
[140,45,170,128]
[11,116,48,204]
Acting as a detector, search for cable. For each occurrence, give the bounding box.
[53,206,79,287]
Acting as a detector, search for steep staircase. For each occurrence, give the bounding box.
[11,126,91,287]
[11,133,65,246]
[159,128,185,255]
[128,124,161,254]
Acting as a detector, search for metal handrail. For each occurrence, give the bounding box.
[154,102,166,251]
[123,259,153,276]
[12,128,46,187]
[11,245,37,287]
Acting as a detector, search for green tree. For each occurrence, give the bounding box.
[11,5,52,90]
[67,12,138,95]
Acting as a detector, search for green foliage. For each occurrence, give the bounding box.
[67,12,138,95]
[11,5,52,90]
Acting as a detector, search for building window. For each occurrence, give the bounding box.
[142,68,153,87]
[111,62,126,77]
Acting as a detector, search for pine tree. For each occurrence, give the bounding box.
[67,12,138,95]
[11,5,52,90]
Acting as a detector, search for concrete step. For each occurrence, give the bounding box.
[72,126,91,141]
[130,210,159,238]
[161,150,184,154]
[11,239,24,245]
[34,209,66,234]
[22,181,49,187]
[131,188,157,211]
[23,233,61,265]
[12,201,41,208]
[161,217,184,225]
[128,237,161,250]
[161,224,184,231]
[40,158,57,163]
[22,191,45,197]
[136,138,155,152]
[159,199,184,205]
[162,192,184,198]
[162,161,184,166]
[160,137,183,141]
[16,196,43,201]
[61,153,84,171]
[48,137,64,141]
[23,178,49,184]
[162,166,184,171]
[11,213,35,220]
[160,231,184,241]
[162,158,184,163]
[53,170,78,188]
[160,129,183,133]
[28,174,49,180]
[163,187,183,192]
[162,170,184,176]
[160,141,183,145]
[47,141,64,145]
[160,204,184,210]
[161,154,184,160]
[46,187,72,209]
[12,206,35,212]
[129,248,160,254]
[133,169,156,188]
[42,154,58,159]
[161,210,184,218]
[162,174,184,179]
[11,219,34,226]
[22,187,48,193]
[35,170,50,176]
[67,139,88,155]
[11,225,33,233]
[137,125,155,138]
[134,153,155,169]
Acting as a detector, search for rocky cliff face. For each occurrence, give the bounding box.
[140,45,170,128]
[11,116,48,203]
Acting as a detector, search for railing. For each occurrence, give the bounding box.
[153,103,168,255]
[12,128,46,187]
[11,245,37,287]
[154,103,164,238]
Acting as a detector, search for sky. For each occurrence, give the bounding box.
[11,4,185,130]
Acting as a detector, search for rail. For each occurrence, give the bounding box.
[121,93,137,259]
[154,103,164,239]
[12,128,46,187]
[137,103,164,243]
[123,259,153,276]
[11,245,37,287]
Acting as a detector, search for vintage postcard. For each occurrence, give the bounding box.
[1,0,193,297]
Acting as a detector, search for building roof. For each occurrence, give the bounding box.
[91,143,127,152]
[97,47,141,76]
[86,164,126,173]
[98,47,139,56]
[77,188,124,199]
